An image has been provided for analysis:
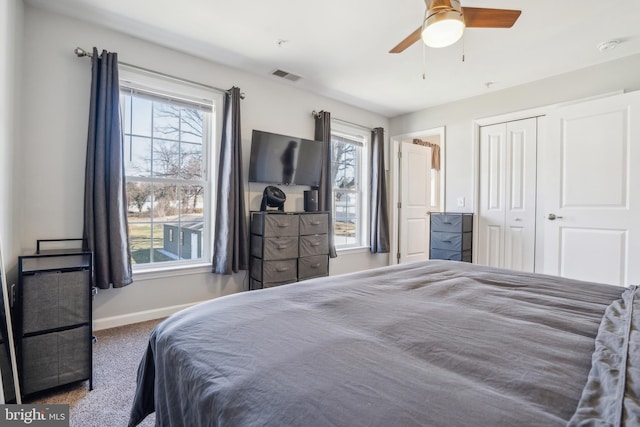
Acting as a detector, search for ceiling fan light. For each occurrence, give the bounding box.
[422,10,465,48]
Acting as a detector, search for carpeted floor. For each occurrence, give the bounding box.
[27,318,163,427]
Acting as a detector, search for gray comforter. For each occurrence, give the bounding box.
[128,260,638,426]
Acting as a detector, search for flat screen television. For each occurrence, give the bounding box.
[248,130,323,187]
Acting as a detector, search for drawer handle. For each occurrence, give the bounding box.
[442,240,452,243]
[311,263,320,268]
[277,244,289,250]
[311,242,321,247]
[310,221,321,225]
[276,267,289,272]
[443,221,452,225]
[276,224,289,228]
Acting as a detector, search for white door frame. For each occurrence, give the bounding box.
[390,127,446,265]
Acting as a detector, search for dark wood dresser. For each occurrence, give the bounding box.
[250,211,330,290]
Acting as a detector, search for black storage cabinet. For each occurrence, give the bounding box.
[16,245,94,397]
[430,212,473,262]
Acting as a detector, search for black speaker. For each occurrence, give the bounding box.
[304,190,318,212]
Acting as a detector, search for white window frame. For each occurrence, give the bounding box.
[119,67,223,272]
[431,163,441,209]
[330,121,370,250]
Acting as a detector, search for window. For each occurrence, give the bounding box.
[120,71,219,268]
[331,124,369,249]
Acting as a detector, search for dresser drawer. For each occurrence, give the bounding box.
[264,280,296,289]
[430,213,473,233]
[251,213,299,237]
[21,333,58,394]
[298,255,329,280]
[251,235,298,260]
[21,325,91,395]
[250,278,262,290]
[430,248,472,262]
[22,269,90,334]
[299,213,329,235]
[250,258,297,283]
[299,234,329,257]
[250,278,296,290]
[430,231,472,251]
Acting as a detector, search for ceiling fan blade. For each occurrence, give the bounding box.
[462,7,521,28]
[389,26,422,53]
[389,6,521,53]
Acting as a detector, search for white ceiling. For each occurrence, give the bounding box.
[25,0,640,117]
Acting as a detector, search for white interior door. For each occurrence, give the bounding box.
[399,142,431,263]
[478,118,537,271]
[541,91,640,286]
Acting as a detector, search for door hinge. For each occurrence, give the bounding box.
[397,202,401,209]
[397,252,401,261]
[398,151,402,159]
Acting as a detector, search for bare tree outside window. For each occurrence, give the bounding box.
[122,92,209,265]
[331,136,362,247]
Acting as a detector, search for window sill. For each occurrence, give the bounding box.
[336,246,371,255]
[132,262,212,281]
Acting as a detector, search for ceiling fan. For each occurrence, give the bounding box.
[390,0,521,53]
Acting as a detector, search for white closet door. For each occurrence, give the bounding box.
[478,118,537,271]
[541,91,640,286]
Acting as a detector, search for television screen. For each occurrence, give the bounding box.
[248,130,323,187]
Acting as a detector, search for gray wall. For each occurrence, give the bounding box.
[0,0,23,269]
[390,53,640,213]
[17,5,389,329]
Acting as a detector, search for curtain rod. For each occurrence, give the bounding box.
[74,47,245,99]
[311,110,376,132]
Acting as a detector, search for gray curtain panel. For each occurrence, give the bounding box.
[83,48,133,289]
[212,87,249,274]
[370,127,390,253]
[314,111,337,258]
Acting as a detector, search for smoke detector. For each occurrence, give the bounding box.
[598,40,619,52]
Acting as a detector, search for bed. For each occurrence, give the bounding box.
[128,260,640,426]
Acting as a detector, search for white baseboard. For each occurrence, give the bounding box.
[93,301,205,331]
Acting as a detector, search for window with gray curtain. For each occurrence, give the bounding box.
[330,128,368,249]
[119,68,222,271]
[120,86,214,267]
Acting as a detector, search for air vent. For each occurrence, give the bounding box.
[271,69,302,82]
